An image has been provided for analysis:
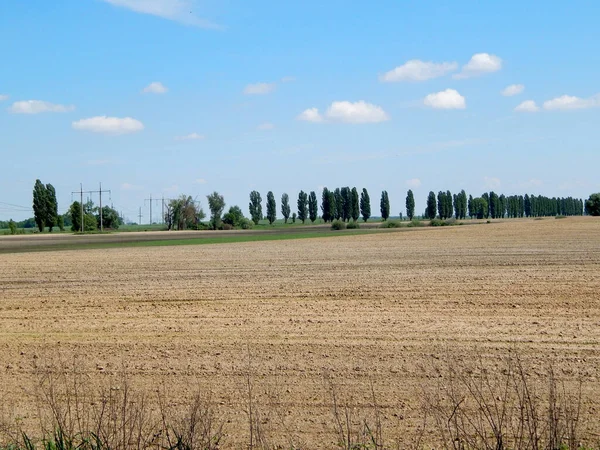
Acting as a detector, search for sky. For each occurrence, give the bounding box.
[1,0,600,222]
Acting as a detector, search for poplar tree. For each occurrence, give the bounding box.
[33,179,48,232]
[427,191,437,220]
[249,191,262,225]
[406,190,415,220]
[350,187,360,222]
[266,191,276,225]
[281,193,291,223]
[380,190,390,221]
[308,191,318,223]
[297,190,308,223]
[360,188,371,222]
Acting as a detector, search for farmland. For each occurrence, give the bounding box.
[0,217,599,448]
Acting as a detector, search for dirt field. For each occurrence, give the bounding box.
[1,217,599,448]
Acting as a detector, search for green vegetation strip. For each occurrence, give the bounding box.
[1,229,382,254]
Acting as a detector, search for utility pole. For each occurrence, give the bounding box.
[162,196,165,225]
[144,195,161,225]
[71,183,111,232]
[138,207,143,225]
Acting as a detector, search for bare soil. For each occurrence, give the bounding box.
[1,217,599,448]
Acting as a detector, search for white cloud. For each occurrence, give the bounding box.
[519,179,543,189]
[514,100,540,112]
[380,59,458,82]
[326,100,389,123]
[297,108,324,123]
[9,100,75,114]
[142,81,168,94]
[543,94,600,110]
[483,176,501,189]
[0,94,8,102]
[406,178,422,188]
[423,89,466,109]
[257,122,275,131]
[243,82,276,95]
[175,132,204,140]
[194,178,207,184]
[454,53,502,79]
[101,0,220,29]
[281,76,296,83]
[121,182,142,191]
[502,84,524,97]
[72,116,144,134]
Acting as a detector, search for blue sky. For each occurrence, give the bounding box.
[1,0,600,222]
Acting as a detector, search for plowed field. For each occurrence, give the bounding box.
[1,217,599,447]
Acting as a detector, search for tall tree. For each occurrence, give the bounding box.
[406,190,415,220]
[334,188,343,220]
[45,183,58,232]
[281,193,291,223]
[308,191,318,223]
[321,188,332,222]
[380,190,390,221]
[32,179,48,232]
[468,194,474,218]
[445,190,453,220]
[458,190,468,219]
[481,192,490,219]
[297,190,308,223]
[437,191,445,219]
[207,192,225,230]
[427,191,437,220]
[360,188,371,222]
[266,191,277,225]
[350,187,360,222]
[524,194,532,217]
[340,187,351,221]
[249,191,262,225]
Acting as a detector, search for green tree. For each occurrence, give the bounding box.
[350,187,360,222]
[165,195,204,230]
[281,193,291,223]
[585,193,600,216]
[321,188,333,222]
[426,191,437,220]
[8,219,17,235]
[45,183,58,232]
[360,188,371,222]
[437,191,445,219]
[468,194,474,218]
[481,193,490,218]
[223,205,245,227]
[98,206,121,230]
[405,190,415,220]
[308,191,318,223]
[249,191,262,225]
[341,187,351,221]
[473,197,488,219]
[207,192,225,230]
[266,191,277,224]
[69,201,82,232]
[334,188,343,220]
[33,179,48,232]
[380,190,390,221]
[297,190,308,223]
[445,190,453,219]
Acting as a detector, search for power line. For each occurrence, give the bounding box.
[70,183,111,232]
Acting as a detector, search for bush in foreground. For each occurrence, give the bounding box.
[346,220,360,229]
[331,219,346,230]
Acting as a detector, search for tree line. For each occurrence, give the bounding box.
[2,182,598,234]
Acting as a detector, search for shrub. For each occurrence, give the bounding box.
[430,219,444,227]
[331,220,346,230]
[407,219,424,227]
[8,219,17,235]
[240,218,254,229]
[379,220,401,228]
[346,221,360,229]
[555,215,567,219]
[220,223,233,231]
